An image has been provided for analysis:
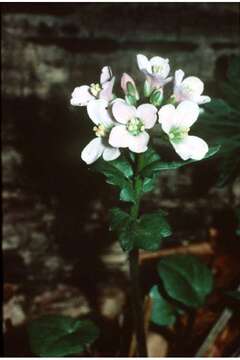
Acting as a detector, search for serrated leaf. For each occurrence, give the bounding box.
[133,211,171,251]
[138,148,161,172]
[157,255,213,308]
[28,315,99,357]
[150,286,176,326]
[110,157,133,178]
[141,146,220,177]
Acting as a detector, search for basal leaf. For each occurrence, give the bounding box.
[28,315,99,357]
[157,255,213,308]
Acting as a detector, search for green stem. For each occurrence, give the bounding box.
[128,155,148,357]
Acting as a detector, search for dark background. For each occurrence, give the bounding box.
[2,3,240,356]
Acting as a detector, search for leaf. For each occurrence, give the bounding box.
[109,207,134,251]
[141,146,220,177]
[142,177,156,193]
[157,255,213,308]
[119,185,136,203]
[110,156,133,178]
[109,207,130,231]
[133,211,172,251]
[150,285,176,326]
[138,148,161,172]
[28,315,99,357]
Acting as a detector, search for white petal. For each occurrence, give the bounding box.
[158,104,177,134]
[137,54,151,70]
[102,147,121,161]
[171,135,209,161]
[175,101,200,128]
[149,57,170,78]
[128,131,150,153]
[174,69,185,86]
[99,77,115,102]
[197,95,211,104]
[100,66,112,85]
[87,99,113,127]
[109,125,131,148]
[70,86,94,106]
[136,104,157,129]
[181,76,204,97]
[112,100,136,124]
[81,138,104,164]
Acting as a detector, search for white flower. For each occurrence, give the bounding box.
[137,54,172,90]
[173,70,211,105]
[109,99,157,153]
[81,99,120,164]
[71,66,115,107]
[158,101,209,160]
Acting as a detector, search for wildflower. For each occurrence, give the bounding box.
[158,100,209,160]
[173,70,211,104]
[109,100,157,153]
[71,66,115,107]
[81,99,120,164]
[137,54,172,92]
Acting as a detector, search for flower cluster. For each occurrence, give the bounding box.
[71,54,211,164]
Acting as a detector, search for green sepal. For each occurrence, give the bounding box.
[150,89,163,107]
[143,80,152,97]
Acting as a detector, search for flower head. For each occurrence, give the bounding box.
[109,100,157,153]
[81,99,120,164]
[158,101,209,160]
[137,54,172,91]
[71,66,115,107]
[173,70,211,105]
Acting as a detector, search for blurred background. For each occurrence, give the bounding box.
[2,3,240,357]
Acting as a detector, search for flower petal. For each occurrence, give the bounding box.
[171,135,209,161]
[99,77,115,102]
[137,54,150,71]
[149,57,170,78]
[100,66,112,85]
[175,101,200,128]
[158,104,177,134]
[128,131,150,153]
[81,137,104,164]
[174,69,185,86]
[112,100,136,124]
[87,99,114,127]
[109,125,131,148]
[136,104,157,129]
[102,147,121,161]
[181,76,204,96]
[197,95,211,104]
[70,86,94,106]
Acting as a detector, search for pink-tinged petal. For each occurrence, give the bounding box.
[174,70,185,86]
[136,104,157,129]
[197,95,211,104]
[70,86,94,106]
[158,104,177,134]
[175,101,200,128]
[100,66,112,85]
[121,73,136,93]
[109,125,131,148]
[81,138,104,164]
[99,77,115,102]
[137,54,152,73]
[102,147,121,161]
[87,99,113,127]
[171,135,208,161]
[128,131,150,153]
[181,76,204,97]
[112,100,136,124]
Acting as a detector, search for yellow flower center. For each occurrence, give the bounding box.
[90,83,101,97]
[127,117,145,136]
[93,124,107,137]
[169,127,190,143]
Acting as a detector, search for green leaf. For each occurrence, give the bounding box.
[109,207,130,231]
[110,157,133,178]
[28,315,99,357]
[141,146,220,177]
[150,285,176,326]
[133,211,172,251]
[138,148,161,172]
[157,255,213,308]
[120,185,136,203]
[109,207,134,251]
[142,177,156,193]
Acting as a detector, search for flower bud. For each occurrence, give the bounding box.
[121,73,139,100]
[125,94,137,106]
[143,79,152,97]
[150,89,163,107]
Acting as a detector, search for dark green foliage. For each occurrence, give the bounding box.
[28,315,99,357]
[157,255,213,308]
[150,285,177,326]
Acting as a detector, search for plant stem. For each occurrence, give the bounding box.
[128,154,148,357]
[129,248,148,357]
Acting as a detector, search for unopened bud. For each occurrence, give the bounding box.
[150,89,163,106]
[143,80,152,97]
